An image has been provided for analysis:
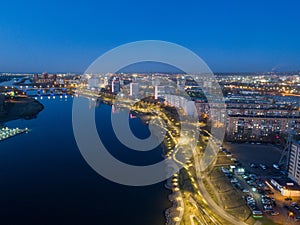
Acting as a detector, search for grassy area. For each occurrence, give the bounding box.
[192,217,202,225]
[209,167,257,224]
[179,169,194,193]
[255,217,281,225]
[202,178,218,204]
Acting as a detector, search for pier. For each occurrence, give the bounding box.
[0,127,29,141]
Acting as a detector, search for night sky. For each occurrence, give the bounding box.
[0,0,299,72]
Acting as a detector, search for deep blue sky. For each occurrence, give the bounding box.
[0,0,299,73]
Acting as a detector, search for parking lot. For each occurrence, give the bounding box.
[218,142,300,224]
[223,142,282,176]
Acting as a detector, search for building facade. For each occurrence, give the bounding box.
[289,142,300,185]
[129,82,139,97]
[112,78,120,94]
[225,116,300,142]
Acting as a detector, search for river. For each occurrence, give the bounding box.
[0,96,171,225]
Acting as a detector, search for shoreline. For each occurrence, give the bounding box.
[162,148,182,225]
[164,178,177,225]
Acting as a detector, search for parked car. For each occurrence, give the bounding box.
[226,152,232,157]
[259,164,267,170]
[291,202,298,207]
[271,211,279,216]
[273,164,280,170]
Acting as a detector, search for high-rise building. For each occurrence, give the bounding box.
[112,78,120,94]
[152,77,160,87]
[88,77,99,90]
[177,77,185,91]
[165,94,181,108]
[154,85,164,100]
[183,100,197,117]
[99,76,108,88]
[129,82,139,97]
[288,141,300,184]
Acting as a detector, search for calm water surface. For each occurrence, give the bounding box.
[0,96,170,225]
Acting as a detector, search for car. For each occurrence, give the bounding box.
[231,178,238,183]
[249,174,257,179]
[262,200,271,205]
[226,152,232,157]
[242,175,249,179]
[263,205,273,211]
[271,211,279,216]
[259,164,267,170]
[291,202,298,206]
[273,164,280,170]
[243,189,250,193]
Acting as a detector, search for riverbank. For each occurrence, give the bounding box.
[164,175,183,225]
[0,96,44,123]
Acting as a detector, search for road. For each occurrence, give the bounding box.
[193,140,249,225]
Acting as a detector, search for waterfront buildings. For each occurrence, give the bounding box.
[88,77,99,90]
[288,141,300,185]
[112,78,121,94]
[80,73,300,141]
[154,85,165,100]
[129,82,139,97]
[164,94,197,117]
[51,72,300,142]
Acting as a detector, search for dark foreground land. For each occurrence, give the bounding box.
[0,95,44,123]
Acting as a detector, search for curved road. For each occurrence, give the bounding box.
[193,142,249,225]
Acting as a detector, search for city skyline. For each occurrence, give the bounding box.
[1,70,300,224]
